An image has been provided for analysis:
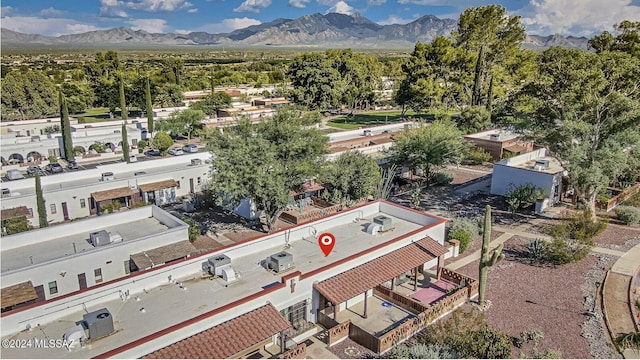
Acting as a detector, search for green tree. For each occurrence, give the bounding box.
[457,106,492,133]
[590,21,640,58]
[60,81,94,114]
[327,151,380,202]
[35,172,48,228]
[157,109,206,140]
[121,124,130,163]
[145,77,154,133]
[118,73,128,120]
[391,120,468,185]
[189,91,232,116]
[453,5,526,107]
[507,46,640,219]
[152,131,174,155]
[208,108,328,231]
[1,70,58,120]
[58,89,74,161]
[156,83,184,107]
[287,52,342,110]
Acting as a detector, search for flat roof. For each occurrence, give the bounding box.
[130,240,197,270]
[0,204,442,359]
[464,129,520,142]
[509,156,564,174]
[1,281,37,309]
[1,217,169,273]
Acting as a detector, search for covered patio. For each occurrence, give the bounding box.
[91,187,141,214]
[314,237,448,324]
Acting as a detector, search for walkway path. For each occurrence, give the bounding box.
[602,242,640,359]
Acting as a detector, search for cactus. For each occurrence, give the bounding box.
[478,205,504,306]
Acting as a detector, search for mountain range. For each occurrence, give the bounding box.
[0,12,590,50]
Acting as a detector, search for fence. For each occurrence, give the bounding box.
[317,309,339,329]
[597,183,640,212]
[327,320,351,345]
[374,285,429,314]
[279,342,306,359]
[349,322,380,353]
[439,268,479,297]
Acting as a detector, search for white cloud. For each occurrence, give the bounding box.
[326,0,354,14]
[1,6,13,14]
[124,0,193,12]
[127,18,168,33]
[289,0,312,8]
[519,0,640,36]
[233,0,272,13]
[377,14,416,25]
[187,8,198,13]
[192,17,262,33]
[1,16,105,36]
[99,0,193,16]
[99,0,129,17]
[367,0,387,5]
[39,7,67,17]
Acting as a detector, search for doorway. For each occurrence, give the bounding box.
[78,273,87,290]
[62,202,69,220]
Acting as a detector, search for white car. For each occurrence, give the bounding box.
[121,154,138,162]
[182,144,198,153]
[168,147,184,156]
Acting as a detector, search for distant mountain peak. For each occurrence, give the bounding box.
[0,12,589,50]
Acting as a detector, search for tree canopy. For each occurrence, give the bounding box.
[157,109,206,140]
[325,151,381,202]
[207,108,328,231]
[506,46,640,217]
[189,91,232,116]
[391,120,468,185]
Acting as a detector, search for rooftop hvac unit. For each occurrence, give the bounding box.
[202,254,231,276]
[82,308,114,340]
[489,133,501,140]
[534,159,550,171]
[366,223,383,236]
[89,230,123,247]
[373,215,392,231]
[269,252,293,273]
[191,159,202,165]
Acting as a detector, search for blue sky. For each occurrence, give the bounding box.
[2,0,640,37]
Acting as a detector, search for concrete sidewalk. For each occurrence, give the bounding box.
[602,242,640,359]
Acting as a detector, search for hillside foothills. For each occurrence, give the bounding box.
[0,12,589,50]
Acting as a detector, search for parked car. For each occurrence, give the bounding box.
[145,149,161,157]
[45,163,63,174]
[121,154,138,162]
[363,129,372,137]
[26,166,44,176]
[168,147,184,156]
[67,160,79,170]
[182,144,198,153]
[5,169,25,181]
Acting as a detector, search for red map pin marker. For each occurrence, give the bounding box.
[318,233,336,257]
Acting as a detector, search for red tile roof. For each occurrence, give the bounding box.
[314,237,448,305]
[144,304,291,359]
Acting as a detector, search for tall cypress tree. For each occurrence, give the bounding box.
[122,124,130,163]
[35,172,48,228]
[145,77,154,133]
[486,73,494,113]
[472,46,484,107]
[59,89,74,160]
[119,73,128,120]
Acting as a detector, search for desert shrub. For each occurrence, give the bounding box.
[182,218,201,242]
[505,183,546,213]
[421,308,511,359]
[546,210,605,264]
[449,229,471,253]
[526,238,546,261]
[411,189,422,208]
[450,218,479,237]
[137,140,148,153]
[616,206,640,225]
[466,147,492,164]
[434,171,454,185]
[4,217,31,235]
[72,146,86,156]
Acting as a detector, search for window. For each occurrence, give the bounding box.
[48,281,58,295]
[124,260,131,274]
[27,208,34,218]
[176,181,181,189]
[94,268,103,283]
[50,204,57,214]
[80,198,86,208]
[197,177,201,185]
